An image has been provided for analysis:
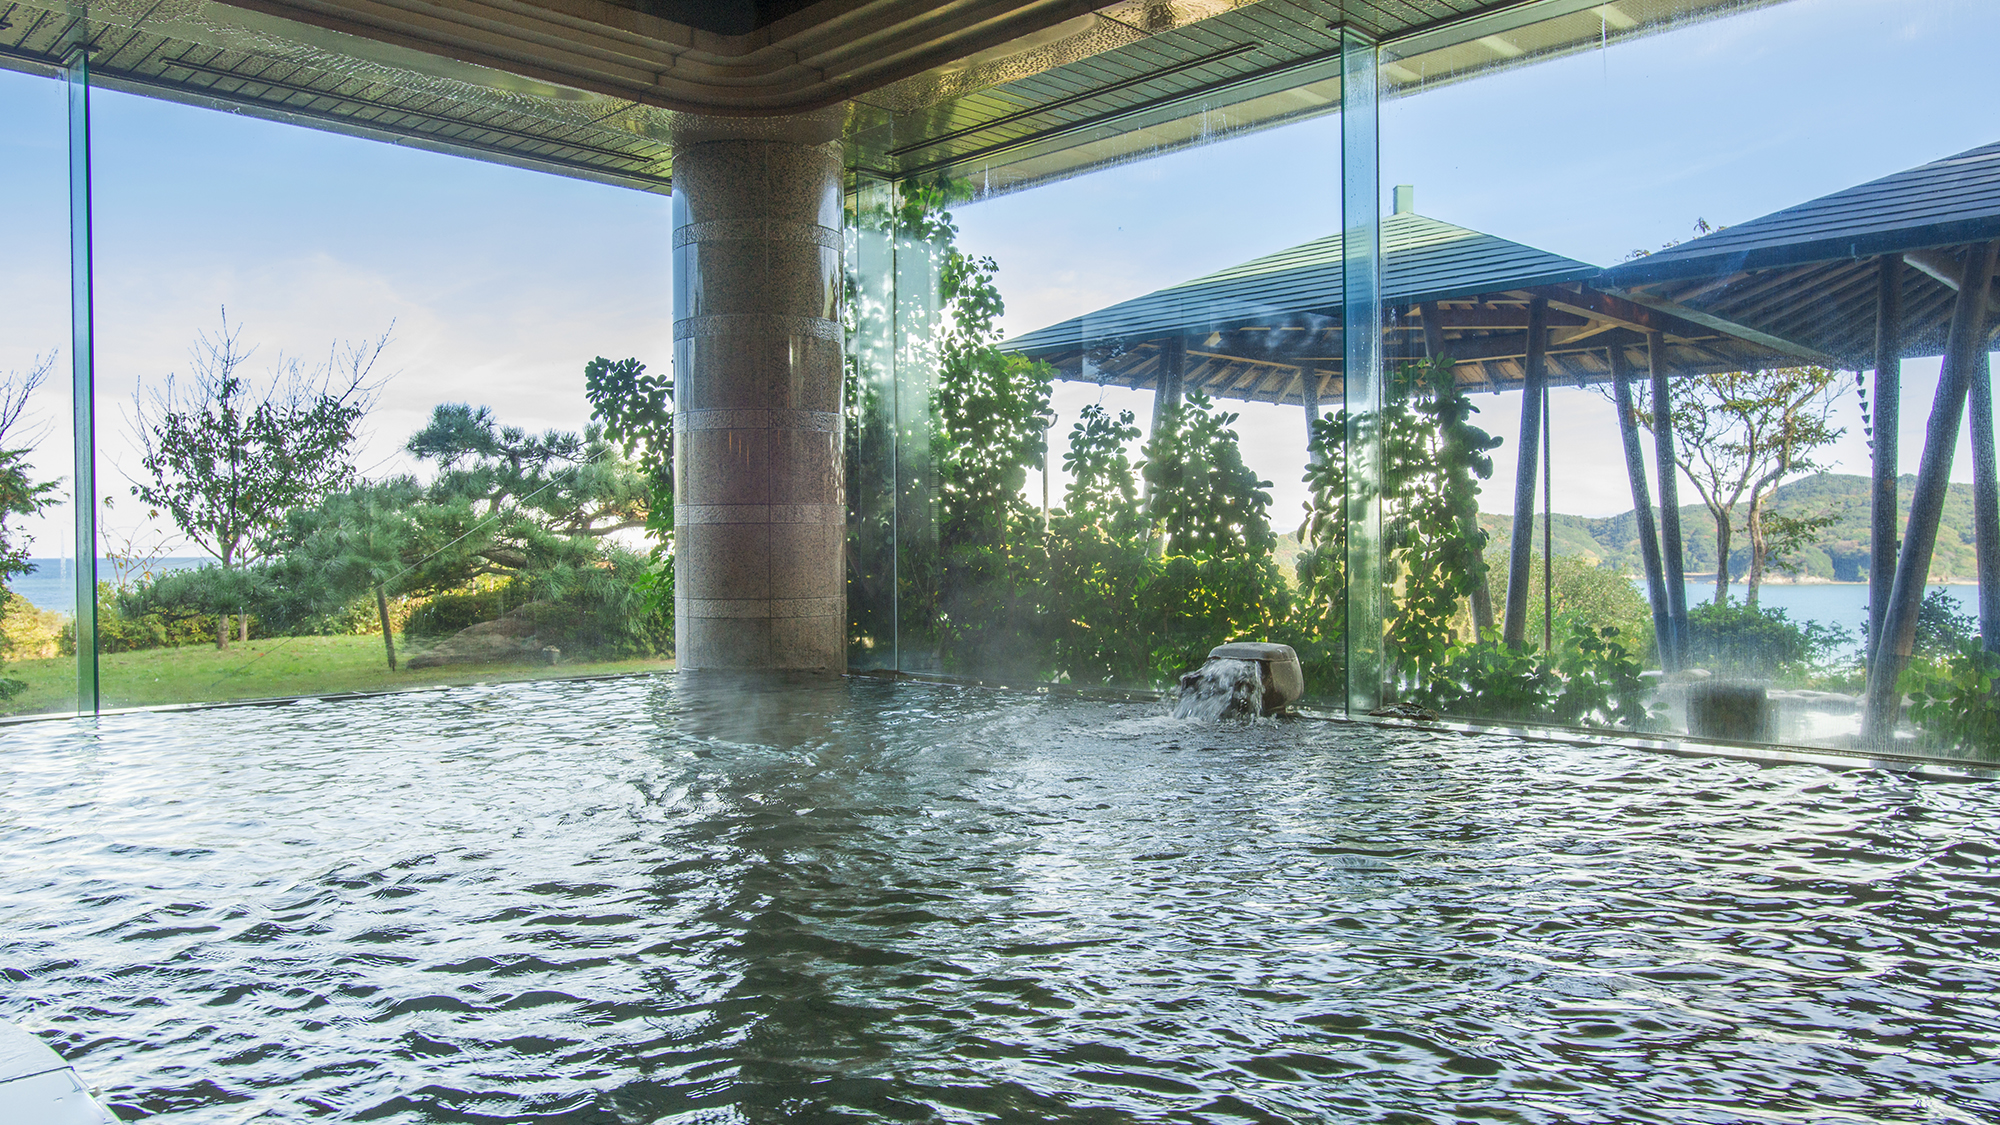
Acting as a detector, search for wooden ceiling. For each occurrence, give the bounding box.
[0,0,1791,195]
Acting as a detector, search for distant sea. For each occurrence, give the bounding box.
[1661,580,1979,658]
[8,558,212,614]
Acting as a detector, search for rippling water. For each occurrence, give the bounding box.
[3,673,1999,1123]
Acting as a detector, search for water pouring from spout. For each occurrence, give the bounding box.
[1172,642,1305,720]
[1173,658,1266,721]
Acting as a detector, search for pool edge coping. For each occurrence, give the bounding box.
[3,664,1992,780]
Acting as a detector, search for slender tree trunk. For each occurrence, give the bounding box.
[217,551,233,650]
[1710,508,1732,603]
[240,612,249,644]
[1745,493,1768,607]
[1868,256,1903,664]
[376,583,398,671]
[1744,458,1794,608]
[1969,349,2000,652]
[1503,299,1549,650]
[1650,333,1689,667]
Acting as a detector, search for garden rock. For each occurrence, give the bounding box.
[406,604,573,669]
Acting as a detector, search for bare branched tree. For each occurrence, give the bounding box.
[0,354,59,589]
[129,310,389,647]
[1631,366,1844,604]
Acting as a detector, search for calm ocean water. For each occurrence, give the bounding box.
[8,557,209,614]
[1667,580,1979,657]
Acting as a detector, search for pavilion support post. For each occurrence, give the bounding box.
[1611,343,1674,669]
[1868,255,1903,667]
[1145,336,1185,555]
[1501,297,1548,650]
[1969,348,2000,651]
[1421,300,1492,639]
[1649,331,1689,668]
[1300,367,1321,463]
[1864,240,1999,746]
[1149,336,1186,447]
[1418,301,1449,366]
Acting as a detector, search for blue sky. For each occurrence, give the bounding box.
[1,0,1997,560]
[0,74,671,558]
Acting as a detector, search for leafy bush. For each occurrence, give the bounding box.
[1861,586,1976,660]
[1900,639,2000,756]
[1480,544,1656,661]
[1416,639,1553,722]
[406,587,515,638]
[1685,597,1848,678]
[64,575,226,654]
[1,590,62,660]
[1413,621,1653,730]
[510,547,672,659]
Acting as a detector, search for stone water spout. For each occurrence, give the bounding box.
[1173,642,1304,720]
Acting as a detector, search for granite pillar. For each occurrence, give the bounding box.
[672,121,845,671]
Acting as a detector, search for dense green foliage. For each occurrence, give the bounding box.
[1142,392,1275,558]
[1480,543,1656,661]
[583,356,675,633]
[1860,585,1978,660]
[1684,597,1849,676]
[1901,640,2000,756]
[1414,623,1651,729]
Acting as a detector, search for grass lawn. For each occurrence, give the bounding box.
[2,634,673,716]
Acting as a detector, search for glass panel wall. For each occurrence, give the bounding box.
[8,0,1995,763]
[0,65,78,718]
[846,0,2000,763]
[1373,0,2000,759]
[845,175,943,674]
[79,75,673,709]
[855,45,1366,705]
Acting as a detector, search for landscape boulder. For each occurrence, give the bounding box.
[406,603,576,669]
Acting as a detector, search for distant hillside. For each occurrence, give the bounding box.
[1477,473,1979,584]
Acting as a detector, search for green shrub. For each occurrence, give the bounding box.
[1413,621,1653,730]
[1481,543,1655,661]
[1685,597,1848,678]
[61,577,223,654]
[406,587,515,638]
[1862,586,1976,660]
[1900,639,2000,757]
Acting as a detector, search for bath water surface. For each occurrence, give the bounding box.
[2,673,1996,1123]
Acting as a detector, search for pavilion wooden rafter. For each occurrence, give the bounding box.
[1001,207,1827,411]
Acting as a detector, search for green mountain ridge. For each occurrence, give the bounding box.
[1476,472,1981,584]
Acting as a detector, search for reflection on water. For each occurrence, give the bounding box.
[2,675,1997,1122]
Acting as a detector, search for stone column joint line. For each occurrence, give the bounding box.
[675,408,842,433]
[674,314,840,342]
[674,219,841,249]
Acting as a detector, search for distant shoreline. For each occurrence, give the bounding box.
[1678,576,1979,587]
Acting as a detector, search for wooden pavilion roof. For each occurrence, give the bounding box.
[1598,139,2000,366]
[1002,210,1824,407]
